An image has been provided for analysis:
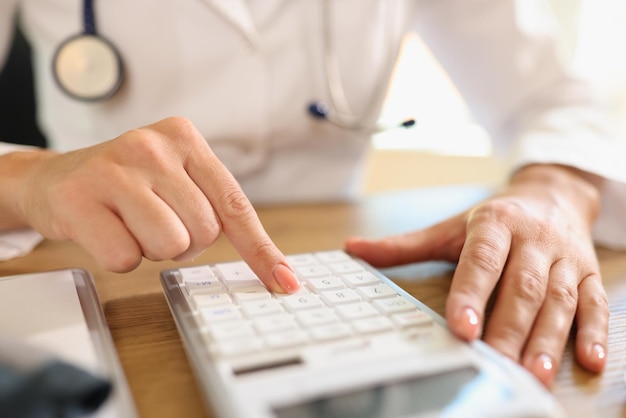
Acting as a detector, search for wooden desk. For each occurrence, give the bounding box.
[2,185,626,418]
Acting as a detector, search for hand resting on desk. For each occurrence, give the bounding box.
[346,164,608,388]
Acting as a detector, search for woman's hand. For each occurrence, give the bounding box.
[1,117,300,293]
[345,164,608,387]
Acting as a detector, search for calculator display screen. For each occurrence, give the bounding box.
[274,366,512,418]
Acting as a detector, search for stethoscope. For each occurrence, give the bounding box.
[52,0,123,101]
[52,0,414,132]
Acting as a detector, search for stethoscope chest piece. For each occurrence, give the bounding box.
[52,34,123,101]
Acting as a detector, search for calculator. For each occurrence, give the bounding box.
[160,250,566,418]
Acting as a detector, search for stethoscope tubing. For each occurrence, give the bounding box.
[310,0,414,131]
[83,0,96,35]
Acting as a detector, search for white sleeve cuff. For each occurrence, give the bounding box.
[593,179,626,250]
[0,229,44,261]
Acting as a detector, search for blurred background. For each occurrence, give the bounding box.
[366,0,626,193]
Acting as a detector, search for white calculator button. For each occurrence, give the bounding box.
[309,323,352,341]
[232,286,272,303]
[179,265,216,281]
[341,271,380,287]
[328,261,363,275]
[208,321,255,341]
[240,299,283,317]
[264,330,309,348]
[335,302,379,320]
[199,305,241,323]
[355,284,397,300]
[254,315,299,334]
[295,265,331,279]
[319,288,361,305]
[306,276,345,292]
[285,254,318,267]
[216,261,263,288]
[212,336,264,357]
[273,286,309,298]
[295,308,339,327]
[402,327,436,344]
[352,317,394,334]
[185,280,224,295]
[391,310,434,328]
[315,250,351,263]
[282,294,324,311]
[192,293,232,309]
[373,296,416,314]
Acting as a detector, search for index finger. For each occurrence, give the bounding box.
[184,136,300,293]
[446,217,512,341]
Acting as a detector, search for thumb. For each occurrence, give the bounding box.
[344,214,467,267]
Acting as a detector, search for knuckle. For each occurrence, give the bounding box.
[161,116,204,147]
[247,239,278,261]
[164,115,195,131]
[509,270,546,306]
[102,251,142,273]
[581,274,610,312]
[474,199,556,242]
[473,199,521,224]
[93,236,143,272]
[193,220,223,248]
[463,241,503,276]
[219,187,254,220]
[545,282,578,312]
[147,234,191,261]
[121,129,165,163]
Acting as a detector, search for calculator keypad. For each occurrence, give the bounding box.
[178,250,435,362]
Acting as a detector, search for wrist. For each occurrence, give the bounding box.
[0,150,58,230]
[510,164,602,225]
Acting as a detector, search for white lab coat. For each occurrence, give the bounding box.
[1,0,625,249]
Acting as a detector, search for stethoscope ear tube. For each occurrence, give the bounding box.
[52,0,124,101]
[309,0,415,132]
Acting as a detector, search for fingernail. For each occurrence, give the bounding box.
[272,263,300,293]
[455,306,481,340]
[592,343,606,360]
[531,353,554,387]
[590,343,606,369]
